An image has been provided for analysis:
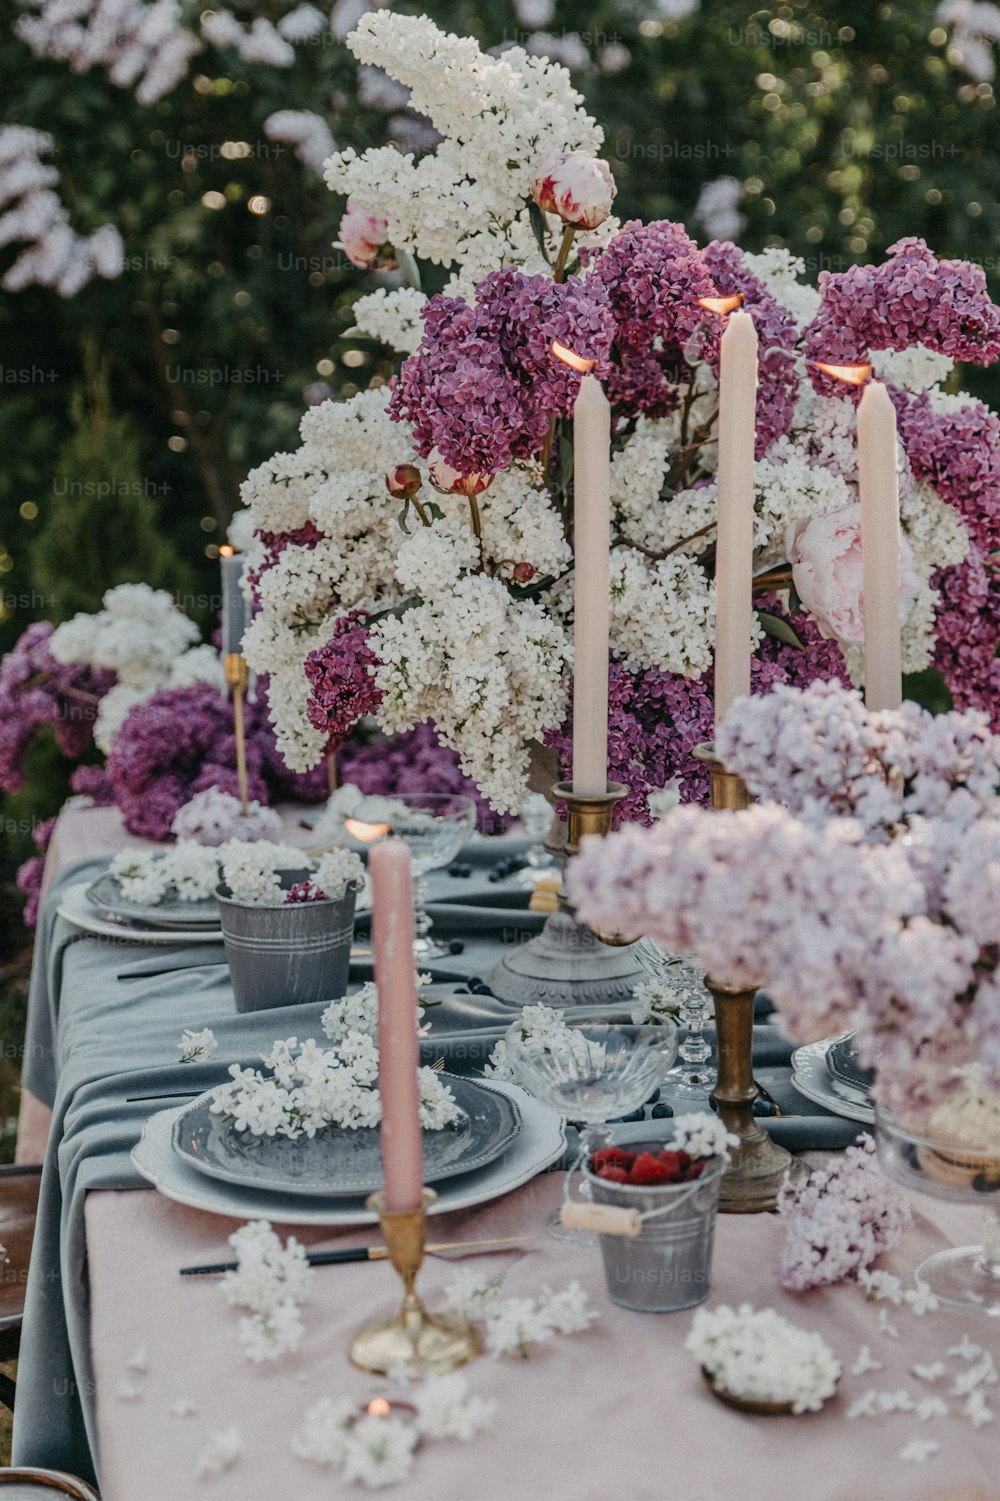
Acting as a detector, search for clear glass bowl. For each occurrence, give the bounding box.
[875,1104,1000,1315]
[503,1014,679,1242]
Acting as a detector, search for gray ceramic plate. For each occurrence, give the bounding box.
[172,1074,522,1198]
[86,870,221,931]
[824,1032,875,1103]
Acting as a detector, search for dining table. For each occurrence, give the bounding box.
[9,798,999,1501]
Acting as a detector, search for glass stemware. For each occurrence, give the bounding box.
[875,1104,1000,1315]
[503,1013,678,1242]
[633,939,713,1101]
[381,793,477,960]
[511,792,558,887]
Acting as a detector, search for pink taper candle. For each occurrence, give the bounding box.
[713,309,758,729]
[571,373,611,796]
[370,840,423,1213]
[857,380,903,711]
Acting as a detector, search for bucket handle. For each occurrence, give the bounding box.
[559,1147,712,1238]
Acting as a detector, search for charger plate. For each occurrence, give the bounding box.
[132,1081,564,1226]
[172,1075,521,1198]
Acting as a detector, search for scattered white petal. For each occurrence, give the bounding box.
[115,1380,141,1402]
[916,1396,949,1422]
[947,1335,983,1362]
[171,1398,198,1418]
[899,1438,939,1463]
[194,1426,242,1480]
[850,1344,884,1376]
[962,1390,995,1429]
[912,1362,946,1384]
[877,1309,900,1339]
[904,1284,940,1315]
[876,1389,915,1413]
[125,1345,149,1373]
[846,1390,878,1420]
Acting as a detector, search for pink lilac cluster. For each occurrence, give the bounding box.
[389,269,615,476]
[337,721,503,834]
[15,813,58,929]
[569,681,1000,1124]
[717,680,1000,836]
[803,237,1000,390]
[897,392,1000,724]
[0,621,115,792]
[546,617,847,820]
[303,610,383,746]
[584,219,719,418]
[106,681,325,840]
[777,1135,912,1291]
[702,240,800,456]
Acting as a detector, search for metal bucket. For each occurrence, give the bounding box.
[582,1143,726,1313]
[215,869,356,1013]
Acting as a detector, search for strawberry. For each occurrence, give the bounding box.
[594,1164,630,1183]
[629,1151,674,1185]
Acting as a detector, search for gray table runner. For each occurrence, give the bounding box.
[12,842,861,1485]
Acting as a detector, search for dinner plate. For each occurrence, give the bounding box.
[132,1081,565,1226]
[790,1039,875,1124]
[86,870,221,931]
[57,882,225,946]
[172,1075,522,1198]
[824,1031,876,1102]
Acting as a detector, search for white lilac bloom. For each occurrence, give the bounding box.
[219,841,306,905]
[178,1028,219,1064]
[170,789,282,847]
[686,1304,841,1414]
[340,1413,418,1488]
[193,1426,242,1479]
[411,1372,495,1441]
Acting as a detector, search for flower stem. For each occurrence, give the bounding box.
[468,492,485,571]
[410,494,433,528]
[552,225,577,284]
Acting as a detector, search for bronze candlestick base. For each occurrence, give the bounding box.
[349,1190,483,1377]
[486,781,647,1006]
[224,652,250,814]
[693,743,807,1213]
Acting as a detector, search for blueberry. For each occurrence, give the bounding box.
[470,981,493,995]
[752,1099,778,1118]
[651,1103,674,1119]
[448,939,465,955]
[448,865,463,877]
[488,871,501,883]
[458,863,473,877]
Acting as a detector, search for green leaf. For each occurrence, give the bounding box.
[788,582,802,615]
[756,610,806,650]
[527,199,551,261]
[396,504,410,534]
[425,501,445,521]
[902,668,954,715]
[395,249,422,292]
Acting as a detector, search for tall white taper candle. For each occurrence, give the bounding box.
[713,309,758,729]
[572,373,611,796]
[857,380,903,711]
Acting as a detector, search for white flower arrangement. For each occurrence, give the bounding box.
[484,1002,596,1082]
[219,840,364,906]
[320,976,432,1045]
[109,841,222,904]
[443,1269,599,1359]
[170,788,283,846]
[210,1031,459,1140]
[685,1304,841,1414]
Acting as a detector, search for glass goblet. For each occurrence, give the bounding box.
[875,1104,1000,1315]
[383,793,477,961]
[503,1013,679,1242]
[511,792,558,887]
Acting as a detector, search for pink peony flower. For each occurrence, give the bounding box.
[338,199,389,268]
[530,151,617,230]
[426,448,493,497]
[784,505,918,644]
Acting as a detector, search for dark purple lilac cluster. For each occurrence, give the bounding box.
[0,621,114,793]
[303,610,383,746]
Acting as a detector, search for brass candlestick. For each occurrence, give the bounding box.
[349,1189,483,1376]
[486,781,647,1006]
[692,743,806,1213]
[224,653,250,815]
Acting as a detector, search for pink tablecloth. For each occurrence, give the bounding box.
[86,1173,1000,1501]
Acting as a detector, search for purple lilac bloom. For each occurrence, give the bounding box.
[107,680,326,840]
[285,879,327,903]
[585,219,720,418]
[388,270,615,476]
[304,611,383,746]
[69,764,115,805]
[803,237,1000,395]
[702,240,800,456]
[0,621,115,792]
[15,813,58,929]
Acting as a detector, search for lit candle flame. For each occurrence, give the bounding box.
[697,293,745,315]
[344,818,392,844]
[219,544,235,558]
[811,360,872,387]
[367,1397,391,1419]
[551,340,596,374]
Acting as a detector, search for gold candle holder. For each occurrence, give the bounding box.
[349,1189,483,1376]
[224,652,250,815]
[692,743,806,1213]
